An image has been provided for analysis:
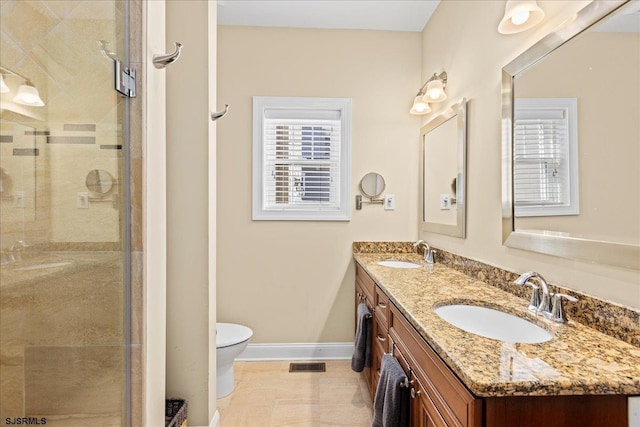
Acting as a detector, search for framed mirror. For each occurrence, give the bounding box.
[420,99,467,238]
[502,0,639,270]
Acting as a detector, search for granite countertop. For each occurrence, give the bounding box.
[354,252,640,397]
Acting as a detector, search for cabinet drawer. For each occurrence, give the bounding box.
[375,285,389,328]
[390,303,480,427]
[373,315,389,354]
[356,264,375,304]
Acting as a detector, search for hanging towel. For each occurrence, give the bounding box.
[372,353,409,427]
[351,303,372,372]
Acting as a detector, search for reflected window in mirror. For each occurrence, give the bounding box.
[514,98,579,217]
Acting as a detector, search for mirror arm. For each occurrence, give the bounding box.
[355,194,384,210]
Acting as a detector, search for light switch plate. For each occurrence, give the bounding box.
[77,192,89,209]
[14,191,24,208]
[384,194,395,211]
[439,194,451,210]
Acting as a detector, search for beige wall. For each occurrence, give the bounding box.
[217,26,422,343]
[419,0,640,308]
[166,1,217,425]
[514,32,640,244]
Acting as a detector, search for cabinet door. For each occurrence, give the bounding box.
[410,375,448,427]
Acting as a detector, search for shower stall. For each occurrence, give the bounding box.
[0,1,142,425]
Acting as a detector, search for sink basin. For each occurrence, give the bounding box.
[376,260,422,269]
[434,304,552,344]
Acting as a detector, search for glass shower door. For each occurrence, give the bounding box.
[0,1,132,425]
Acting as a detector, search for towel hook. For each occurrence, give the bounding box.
[153,42,183,69]
[211,105,230,122]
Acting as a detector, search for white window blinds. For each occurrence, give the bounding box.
[253,97,352,221]
[513,98,579,217]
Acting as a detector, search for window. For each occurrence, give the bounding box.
[513,98,579,217]
[253,96,352,221]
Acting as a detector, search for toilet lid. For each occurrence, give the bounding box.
[216,323,253,349]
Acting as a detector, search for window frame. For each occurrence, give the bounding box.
[513,97,579,217]
[252,96,352,221]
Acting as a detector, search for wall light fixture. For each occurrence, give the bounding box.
[410,71,447,115]
[498,0,545,34]
[0,66,45,107]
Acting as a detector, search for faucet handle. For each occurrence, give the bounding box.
[516,280,541,312]
[546,293,578,323]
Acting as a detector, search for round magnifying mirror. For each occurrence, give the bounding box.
[360,172,385,199]
[86,169,115,195]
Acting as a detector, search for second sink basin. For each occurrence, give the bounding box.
[434,304,552,344]
[376,260,422,269]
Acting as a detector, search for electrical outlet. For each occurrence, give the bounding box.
[440,194,451,210]
[630,396,640,427]
[14,191,24,208]
[77,192,89,209]
[384,194,395,211]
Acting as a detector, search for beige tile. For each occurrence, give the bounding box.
[24,346,124,416]
[219,360,372,426]
[271,402,320,426]
[319,403,373,426]
[0,347,24,419]
[220,404,274,427]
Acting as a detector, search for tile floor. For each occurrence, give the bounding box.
[217,360,373,426]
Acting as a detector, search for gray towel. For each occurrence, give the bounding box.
[372,353,409,427]
[351,303,372,372]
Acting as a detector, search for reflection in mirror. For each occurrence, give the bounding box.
[86,169,115,195]
[360,172,385,199]
[0,168,12,194]
[420,99,467,238]
[502,0,639,269]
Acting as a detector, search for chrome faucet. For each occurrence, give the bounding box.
[514,271,551,315]
[514,271,578,322]
[413,240,435,264]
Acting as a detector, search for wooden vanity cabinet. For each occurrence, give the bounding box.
[355,263,631,427]
[390,303,482,427]
[356,264,392,400]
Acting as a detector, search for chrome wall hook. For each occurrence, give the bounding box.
[211,105,229,121]
[153,42,183,69]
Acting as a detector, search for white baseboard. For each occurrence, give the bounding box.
[237,342,353,361]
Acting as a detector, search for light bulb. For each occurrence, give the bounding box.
[410,94,431,115]
[511,10,530,25]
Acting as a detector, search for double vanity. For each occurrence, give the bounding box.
[354,245,640,427]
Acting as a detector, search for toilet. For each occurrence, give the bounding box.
[216,322,253,398]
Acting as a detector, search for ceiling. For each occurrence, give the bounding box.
[217,0,440,32]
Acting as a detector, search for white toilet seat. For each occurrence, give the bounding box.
[216,322,253,349]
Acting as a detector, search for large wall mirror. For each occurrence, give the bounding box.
[421,99,467,238]
[502,0,639,270]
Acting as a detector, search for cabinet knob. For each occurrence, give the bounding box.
[376,334,387,342]
[410,387,421,398]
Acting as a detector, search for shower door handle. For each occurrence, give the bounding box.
[153,42,183,69]
[211,105,230,121]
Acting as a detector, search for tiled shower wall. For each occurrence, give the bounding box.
[0,0,145,425]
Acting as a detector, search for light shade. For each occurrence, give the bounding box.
[410,94,431,115]
[13,83,44,107]
[424,79,447,103]
[0,74,9,93]
[498,0,545,34]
